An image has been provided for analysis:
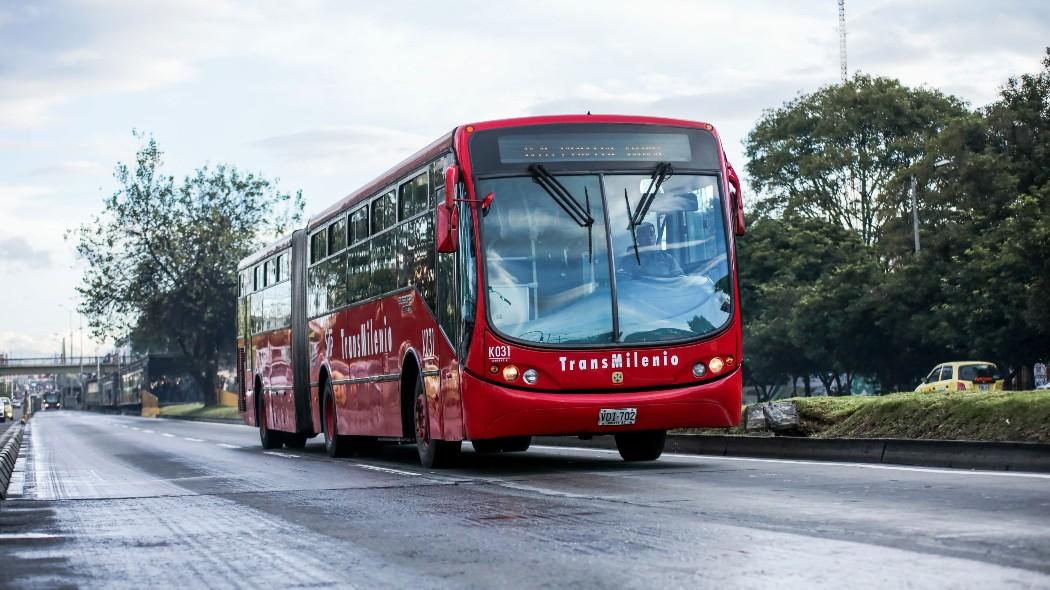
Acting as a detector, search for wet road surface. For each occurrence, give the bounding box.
[1,411,1049,589]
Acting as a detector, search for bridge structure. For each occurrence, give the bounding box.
[0,356,130,377]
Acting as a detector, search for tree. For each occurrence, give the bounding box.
[72,134,303,405]
[739,214,879,398]
[745,75,968,247]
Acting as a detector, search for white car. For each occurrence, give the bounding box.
[1037,382,1050,391]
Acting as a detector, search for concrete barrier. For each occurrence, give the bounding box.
[0,424,25,500]
[534,434,1050,473]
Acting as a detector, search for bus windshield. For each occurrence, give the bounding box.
[478,172,731,345]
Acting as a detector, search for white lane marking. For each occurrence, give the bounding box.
[183,437,204,442]
[353,464,421,477]
[263,451,301,459]
[217,443,242,449]
[532,445,1050,480]
[161,433,176,438]
[0,533,65,540]
[131,427,141,431]
[142,429,155,434]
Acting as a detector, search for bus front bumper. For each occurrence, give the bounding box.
[461,368,741,440]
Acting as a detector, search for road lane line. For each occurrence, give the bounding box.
[263,451,301,458]
[183,437,204,442]
[142,429,155,434]
[532,445,1050,480]
[217,443,242,449]
[131,427,141,431]
[161,433,176,438]
[353,464,421,477]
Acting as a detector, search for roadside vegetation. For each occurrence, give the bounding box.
[686,390,1050,442]
[159,403,240,421]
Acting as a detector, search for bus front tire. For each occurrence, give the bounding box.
[323,382,352,458]
[413,376,460,468]
[615,430,666,461]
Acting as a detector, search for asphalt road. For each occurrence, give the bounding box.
[1,411,1049,589]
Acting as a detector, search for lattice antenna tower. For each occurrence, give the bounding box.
[838,0,848,81]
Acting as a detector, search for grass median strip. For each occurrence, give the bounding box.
[684,390,1050,443]
[158,403,241,421]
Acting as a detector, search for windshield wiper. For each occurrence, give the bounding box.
[528,165,596,261]
[626,162,674,264]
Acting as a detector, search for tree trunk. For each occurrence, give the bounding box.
[804,377,812,397]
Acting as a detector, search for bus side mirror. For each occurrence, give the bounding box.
[727,165,745,236]
[436,165,459,253]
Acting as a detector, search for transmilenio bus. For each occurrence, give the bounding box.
[236,115,745,467]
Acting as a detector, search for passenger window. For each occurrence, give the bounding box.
[399,171,430,220]
[371,192,396,233]
[350,207,369,242]
[253,265,261,291]
[939,367,952,381]
[279,253,290,282]
[328,217,347,254]
[310,230,327,264]
[268,259,278,286]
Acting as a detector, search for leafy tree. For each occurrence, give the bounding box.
[745,75,968,247]
[739,214,879,398]
[72,134,303,405]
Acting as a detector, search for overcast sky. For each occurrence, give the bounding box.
[1,0,1047,357]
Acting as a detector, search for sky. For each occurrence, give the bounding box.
[1,0,1047,357]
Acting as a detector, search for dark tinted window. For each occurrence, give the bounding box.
[371,230,398,295]
[278,253,290,283]
[959,364,998,381]
[310,231,327,264]
[399,172,429,220]
[253,265,261,291]
[328,217,347,254]
[372,192,396,233]
[400,215,434,305]
[346,242,371,302]
[429,153,455,204]
[350,207,369,243]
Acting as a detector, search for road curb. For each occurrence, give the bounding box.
[0,424,25,500]
[535,434,1050,473]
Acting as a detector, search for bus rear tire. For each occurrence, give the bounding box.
[323,382,353,458]
[413,376,460,468]
[258,392,284,450]
[615,430,666,461]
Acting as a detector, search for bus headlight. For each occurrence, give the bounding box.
[502,365,520,382]
[709,357,725,374]
[522,368,538,385]
[692,363,707,378]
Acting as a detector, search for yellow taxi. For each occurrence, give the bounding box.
[915,361,1004,393]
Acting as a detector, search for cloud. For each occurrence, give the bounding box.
[252,125,432,178]
[0,236,52,270]
[27,160,109,177]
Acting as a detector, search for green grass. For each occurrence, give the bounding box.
[158,403,241,421]
[678,390,1050,443]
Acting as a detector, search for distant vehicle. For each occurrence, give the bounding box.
[0,396,11,421]
[237,115,747,467]
[916,361,1003,393]
[43,392,61,410]
[1036,382,1050,391]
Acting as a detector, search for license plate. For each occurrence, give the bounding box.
[598,408,637,426]
[979,384,989,391]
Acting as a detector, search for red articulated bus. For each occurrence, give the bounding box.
[236,114,746,467]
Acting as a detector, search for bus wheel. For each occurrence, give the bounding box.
[472,436,531,454]
[285,434,308,449]
[413,375,460,468]
[258,392,283,450]
[323,381,351,458]
[614,430,666,461]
